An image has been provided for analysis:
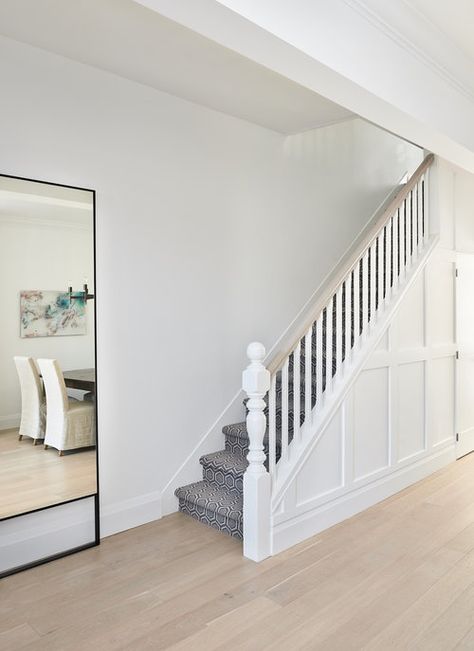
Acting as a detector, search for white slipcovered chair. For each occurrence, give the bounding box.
[37,358,95,456]
[14,356,46,444]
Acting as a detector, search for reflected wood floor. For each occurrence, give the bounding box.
[0,428,96,519]
[3,453,474,650]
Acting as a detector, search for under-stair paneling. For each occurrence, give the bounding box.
[457,359,474,435]
[397,361,426,461]
[397,273,425,350]
[295,410,343,506]
[353,368,390,481]
[427,256,455,346]
[272,246,458,554]
[454,168,474,253]
[430,356,456,448]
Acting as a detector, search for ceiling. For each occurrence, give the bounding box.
[0,0,354,134]
[407,0,474,62]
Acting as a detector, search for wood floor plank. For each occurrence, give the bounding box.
[2,453,474,650]
[0,428,96,519]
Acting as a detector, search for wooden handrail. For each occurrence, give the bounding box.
[267,153,434,375]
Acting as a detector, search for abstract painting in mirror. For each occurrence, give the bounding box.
[0,174,98,576]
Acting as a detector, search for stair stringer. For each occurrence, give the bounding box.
[270,235,440,519]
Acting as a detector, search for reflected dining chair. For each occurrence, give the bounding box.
[37,359,95,456]
[14,356,46,444]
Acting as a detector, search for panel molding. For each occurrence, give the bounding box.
[272,443,455,555]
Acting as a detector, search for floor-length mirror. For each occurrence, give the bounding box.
[0,174,98,576]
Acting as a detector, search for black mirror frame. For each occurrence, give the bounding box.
[0,173,100,579]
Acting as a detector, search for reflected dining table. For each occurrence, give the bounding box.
[63,368,96,393]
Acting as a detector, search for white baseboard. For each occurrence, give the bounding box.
[272,444,456,555]
[0,414,20,430]
[100,491,162,538]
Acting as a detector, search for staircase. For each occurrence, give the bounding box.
[175,154,437,557]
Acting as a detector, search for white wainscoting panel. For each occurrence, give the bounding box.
[272,247,458,555]
[428,258,455,346]
[397,361,425,461]
[430,356,456,448]
[353,368,390,480]
[296,410,343,506]
[457,358,474,438]
[397,273,425,350]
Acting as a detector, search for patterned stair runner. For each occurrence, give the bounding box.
[175,244,398,538]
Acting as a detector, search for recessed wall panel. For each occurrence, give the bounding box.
[398,361,425,461]
[296,410,343,505]
[353,368,389,480]
[427,258,454,346]
[396,274,424,350]
[430,357,455,446]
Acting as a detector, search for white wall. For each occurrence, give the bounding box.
[0,35,422,536]
[0,216,94,428]
[142,0,474,172]
[272,157,474,554]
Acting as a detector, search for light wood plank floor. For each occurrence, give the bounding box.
[0,428,96,519]
[3,454,474,650]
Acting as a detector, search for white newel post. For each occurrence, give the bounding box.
[242,342,271,562]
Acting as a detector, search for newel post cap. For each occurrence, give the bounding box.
[247,341,266,362]
[243,342,270,395]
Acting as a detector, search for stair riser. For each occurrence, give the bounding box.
[178,499,243,539]
[224,435,282,466]
[202,465,243,496]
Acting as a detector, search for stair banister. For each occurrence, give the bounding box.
[266,153,434,376]
[241,153,435,559]
[242,342,271,561]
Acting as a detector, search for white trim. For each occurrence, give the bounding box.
[272,443,455,555]
[342,0,474,102]
[100,491,162,537]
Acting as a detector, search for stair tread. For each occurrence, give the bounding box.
[222,421,248,440]
[175,480,243,522]
[200,450,248,475]
[223,421,282,446]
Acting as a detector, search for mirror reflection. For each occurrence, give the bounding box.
[0,175,97,520]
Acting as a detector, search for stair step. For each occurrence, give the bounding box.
[200,450,247,495]
[223,421,283,461]
[175,480,243,539]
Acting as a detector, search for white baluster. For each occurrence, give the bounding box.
[377,234,384,311]
[344,274,352,365]
[316,315,323,405]
[421,175,426,239]
[417,180,423,250]
[361,250,369,336]
[406,192,412,266]
[281,358,289,463]
[335,284,343,374]
[292,342,301,448]
[370,242,376,324]
[353,262,360,347]
[393,211,399,290]
[268,374,276,478]
[242,342,271,562]
[400,202,406,278]
[326,298,334,392]
[304,327,312,422]
[386,217,393,303]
